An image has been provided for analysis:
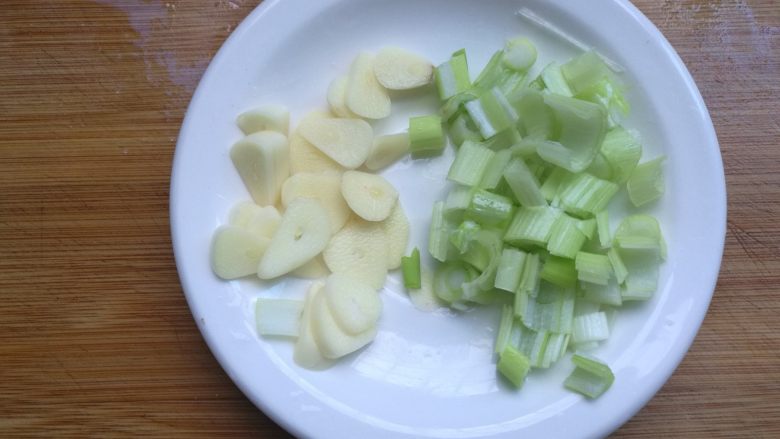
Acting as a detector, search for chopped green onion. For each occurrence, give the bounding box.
[562,52,629,125]
[474,51,505,91]
[433,262,476,304]
[601,126,642,183]
[526,329,551,368]
[558,172,619,218]
[473,50,527,94]
[428,201,450,262]
[521,280,575,334]
[517,252,542,294]
[255,298,304,337]
[449,220,480,254]
[612,216,663,299]
[514,288,530,318]
[503,158,547,207]
[564,354,614,399]
[503,37,537,71]
[526,74,546,91]
[580,79,630,127]
[627,156,666,207]
[409,114,445,158]
[575,251,612,285]
[447,140,495,186]
[444,185,474,219]
[574,298,601,316]
[614,214,665,259]
[507,88,555,140]
[607,247,628,284]
[509,138,539,157]
[572,311,610,344]
[441,90,479,122]
[540,167,573,202]
[435,49,471,101]
[525,155,553,182]
[504,206,562,247]
[461,231,503,300]
[479,149,512,190]
[535,93,607,173]
[595,210,611,249]
[460,231,498,271]
[465,87,518,138]
[547,214,587,259]
[498,345,531,387]
[401,248,421,289]
[541,332,570,368]
[561,51,614,96]
[585,153,614,181]
[577,218,597,240]
[448,113,483,147]
[581,279,623,306]
[495,304,515,353]
[466,189,514,225]
[495,247,528,292]
[619,248,659,300]
[460,241,493,272]
[540,62,573,97]
[540,255,577,288]
[483,127,522,151]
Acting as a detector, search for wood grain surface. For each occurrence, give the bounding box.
[1,1,778,437]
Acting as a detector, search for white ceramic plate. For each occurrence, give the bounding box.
[170,0,726,437]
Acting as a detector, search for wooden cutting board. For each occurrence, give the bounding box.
[1,1,778,437]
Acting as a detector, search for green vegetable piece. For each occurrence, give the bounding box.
[541,255,577,288]
[448,140,495,186]
[547,214,587,259]
[627,156,666,207]
[401,248,421,289]
[540,62,573,97]
[409,114,445,158]
[466,189,514,225]
[564,354,615,399]
[504,206,562,247]
[495,247,528,292]
[435,49,471,101]
[498,345,531,387]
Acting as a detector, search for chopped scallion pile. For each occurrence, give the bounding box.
[419,37,666,398]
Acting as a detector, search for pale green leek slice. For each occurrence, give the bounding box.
[558,173,619,218]
[601,126,642,184]
[547,214,587,259]
[435,49,471,101]
[504,206,562,247]
[540,62,573,97]
[495,247,528,292]
[535,93,607,173]
[401,248,421,289]
[447,140,495,186]
[409,114,445,158]
[575,251,612,286]
[627,156,666,207]
[503,158,547,207]
[498,345,531,387]
[564,354,614,399]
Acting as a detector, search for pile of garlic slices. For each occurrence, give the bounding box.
[210,47,434,369]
